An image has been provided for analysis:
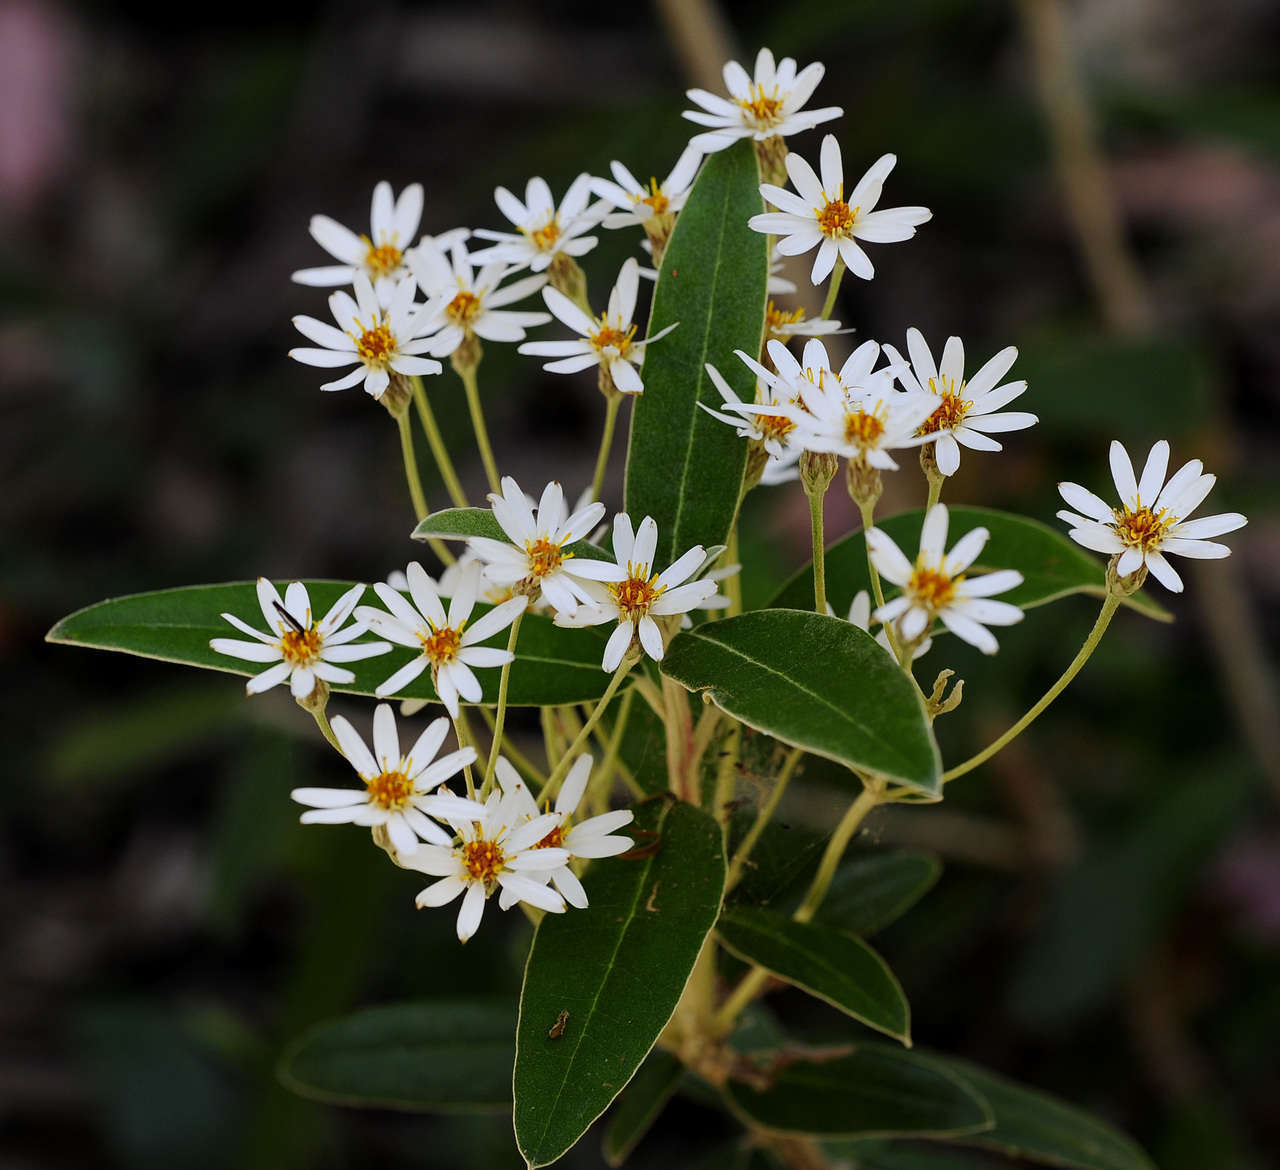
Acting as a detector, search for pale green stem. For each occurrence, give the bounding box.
[453,708,477,799]
[809,486,828,613]
[589,688,633,807]
[944,592,1121,783]
[724,746,804,893]
[410,374,468,508]
[724,524,743,617]
[540,706,565,773]
[480,612,524,797]
[858,500,901,659]
[713,721,740,824]
[632,672,666,720]
[397,410,429,522]
[925,471,943,513]
[590,394,622,503]
[819,258,845,321]
[663,674,696,804]
[459,363,501,494]
[537,661,632,802]
[712,778,881,1034]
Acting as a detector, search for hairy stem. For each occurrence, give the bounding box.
[590,393,622,503]
[480,612,523,797]
[538,660,632,801]
[410,374,468,508]
[819,258,845,322]
[809,487,827,613]
[458,363,501,494]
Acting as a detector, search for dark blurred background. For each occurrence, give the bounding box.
[4,0,1279,1167]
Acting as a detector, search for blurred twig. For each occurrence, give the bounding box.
[651,0,735,92]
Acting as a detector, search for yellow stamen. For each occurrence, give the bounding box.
[462,838,505,883]
[528,218,561,251]
[419,623,463,665]
[535,822,567,850]
[446,291,481,327]
[816,191,859,238]
[526,535,573,577]
[607,563,666,620]
[1114,504,1171,552]
[844,404,887,447]
[350,317,397,367]
[737,84,785,128]
[592,322,637,356]
[755,412,795,442]
[366,770,414,810]
[909,563,959,609]
[918,376,971,435]
[279,626,323,666]
[766,300,807,335]
[362,234,403,277]
[639,177,669,216]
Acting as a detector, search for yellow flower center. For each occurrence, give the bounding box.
[755,411,795,442]
[526,536,573,578]
[737,84,785,128]
[844,405,887,447]
[592,323,637,356]
[462,839,506,884]
[766,300,807,337]
[366,769,414,811]
[919,377,971,435]
[528,218,561,251]
[816,196,859,238]
[1113,505,1171,552]
[363,237,403,277]
[446,291,482,327]
[536,821,567,850]
[419,623,463,665]
[608,564,665,620]
[352,318,397,367]
[909,563,959,609]
[279,625,323,666]
[639,178,669,216]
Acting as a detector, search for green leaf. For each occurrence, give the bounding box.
[47,581,612,708]
[815,850,942,936]
[723,1044,993,1140]
[771,507,1171,623]
[602,1048,684,1167]
[412,507,613,562]
[661,610,941,795]
[717,907,910,1044]
[624,139,768,566]
[278,999,514,1112]
[909,1054,1156,1170]
[514,798,726,1168]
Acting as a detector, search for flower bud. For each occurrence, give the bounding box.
[799,450,838,497]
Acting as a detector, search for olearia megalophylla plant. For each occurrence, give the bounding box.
[48,44,1246,1170]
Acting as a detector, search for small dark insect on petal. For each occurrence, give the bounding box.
[274,600,306,633]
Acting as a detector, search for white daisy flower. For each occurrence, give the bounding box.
[884,328,1037,477]
[291,703,483,855]
[766,338,933,470]
[210,580,391,700]
[406,787,569,942]
[407,239,549,359]
[289,272,442,399]
[836,589,931,660]
[468,174,602,274]
[355,561,527,717]
[700,356,802,459]
[679,552,739,627]
[765,299,847,344]
[463,477,614,615]
[518,258,676,395]
[683,47,842,152]
[554,514,718,671]
[1056,440,1247,593]
[749,136,932,284]
[495,755,635,909]
[292,181,426,306]
[866,505,1025,655]
[761,448,802,485]
[590,147,702,230]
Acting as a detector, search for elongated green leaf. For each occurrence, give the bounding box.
[412,507,613,562]
[815,850,942,936]
[771,507,1170,622]
[717,907,909,1043]
[867,1054,1156,1170]
[47,581,611,707]
[278,999,514,1112]
[602,1048,684,1166]
[661,610,941,794]
[723,1045,993,1139]
[514,799,726,1168]
[624,139,767,566]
